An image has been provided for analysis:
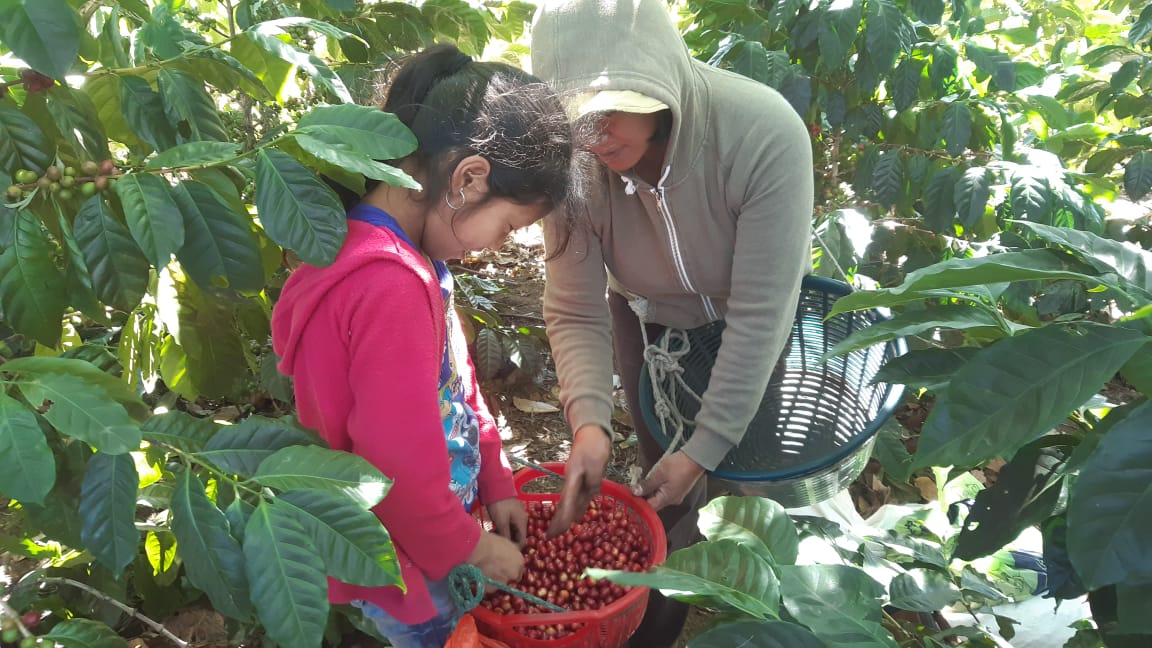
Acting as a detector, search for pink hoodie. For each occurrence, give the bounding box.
[272,217,517,623]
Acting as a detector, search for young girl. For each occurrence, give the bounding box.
[271,44,583,647]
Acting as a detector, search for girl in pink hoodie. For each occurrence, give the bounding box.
[271,45,585,647]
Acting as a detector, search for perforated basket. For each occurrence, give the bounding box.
[638,276,907,508]
[472,462,668,648]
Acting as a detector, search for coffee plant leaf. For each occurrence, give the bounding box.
[157,69,230,143]
[16,372,141,454]
[1014,221,1152,295]
[888,570,963,612]
[198,415,318,477]
[296,103,418,157]
[118,75,179,152]
[243,26,353,103]
[72,194,150,312]
[0,210,67,346]
[778,564,897,648]
[293,133,421,189]
[0,0,79,81]
[872,347,980,389]
[825,303,1006,359]
[474,326,505,381]
[913,323,1149,470]
[171,181,264,293]
[253,445,391,508]
[954,166,993,228]
[170,468,253,620]
[146,141,241,170]
[942,101,972,156]
[1,355,147,420]
[254,148,346,266]
[41,618,128,648]
[114,173,186,270]
[278,489,402,588]
[590,539,781,619]
[244,500,330,648]
[1123,149,1152,201]
[688,620,827,648]
[698,496,799,565]
[1068,401,1152,589]
[141,410,220,453]
[79,452,141,576]
[44,86,110,162]
[0,391,56,504]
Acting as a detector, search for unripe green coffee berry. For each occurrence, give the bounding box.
[14,169,37,184]
[57,189,74,201]
[63,166,76,176]
[2,627,19,644]
[60,175,75,188]
[21,636,39,648]
[81,160,100,176]
[6,185,21,201]
[48,182,61,193]
[45,166,62,181]
[80,182,97,197]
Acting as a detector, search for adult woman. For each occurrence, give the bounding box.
[531,0,814,644]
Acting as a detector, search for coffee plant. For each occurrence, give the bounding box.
[1,0,1150,646]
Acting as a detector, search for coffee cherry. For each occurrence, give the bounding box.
[80,181,97,197]
[94,176,110,192]
[20,637,39,648]
[60,175,75,188]
[20,612,40,629]
[63,166,76,177]
[57,188,74,201]
[98,159,116,175]
[2,628,19,644]
[81,160,100,176]
[48,182,61,193]
[45,166,61,181]
[14,169,37,184]
[6,185,21,201]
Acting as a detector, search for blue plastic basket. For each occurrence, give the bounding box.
[638,276,907,507]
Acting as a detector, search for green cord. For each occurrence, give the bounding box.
[448,563,568,616]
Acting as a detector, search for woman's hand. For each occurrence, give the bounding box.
[486,497,528,549]
[547,424,612,538]
[467,532,525,587]
[633,450,705,511]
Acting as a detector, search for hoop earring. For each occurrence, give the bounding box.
[444,188,466,210]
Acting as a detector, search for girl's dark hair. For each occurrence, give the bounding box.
[337,44,589,256]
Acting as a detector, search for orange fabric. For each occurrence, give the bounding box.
[444,614,511,648]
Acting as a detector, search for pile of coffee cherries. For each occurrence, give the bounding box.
[479,498,653,641]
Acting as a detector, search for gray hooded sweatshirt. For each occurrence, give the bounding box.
[532,0,814,470]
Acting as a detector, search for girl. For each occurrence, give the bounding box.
[271,44,584,647]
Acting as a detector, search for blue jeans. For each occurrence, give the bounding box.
[353,577,461,648]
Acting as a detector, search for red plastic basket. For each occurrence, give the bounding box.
[472,462,668,648]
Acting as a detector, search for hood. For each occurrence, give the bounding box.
[272,220,438,376]
[531,0,707,185]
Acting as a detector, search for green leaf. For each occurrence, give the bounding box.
[474,327,504,381]
[56,202,104,324]
[199,416,318,477]
[1123,150,1152,201]
[119,75,179,152]
[170,468,252,620]
[1009,168,1052,223]
[79,452,140,576]
[253,445,391,508]
[817,0,863,71]
[255,148,347,266]
[0,105,51,175]
[864,0,914,73]
[420,0,490,55]
[17,373,142,454]
[1120,343,1152,396]
[913,323,1148,470]
[911,0,945,24]
[826,304,1004,359]
[888,570,962,612]
[929,45,957,94]
[44,86,110,161]
[1013,221,1152,295]
[72,196,150,311]
[244,28,353,103]
[0,355,148,420]
[891,58,924,112]
[175,49,270,99]
[277,490,402,587]
[244,500,330,648]
[688,620,828,648]
[141,410,218,452]
[0,0,80,80]
[954,166,993,228]
[0,209,67,346]
[922,167,957,233]
[171,181,264,293]
[731,42,791,89]
[779,564,897,648]
[942,101,972,156]
[114,173,185,269]
[966,43,1017,91]
[870,150,903,208]
[1130,3,1152,45]
[41,619,128,648]
[1117,584,1152,634]
[1068,401,1152,589]
[697,496,799,565]
[829,249,1114,316]
[872,420,915,483]
[0,392,55,504]
[147,142,241,169]
[295,103,418,160]
[953,442,1063,561]
[872,347,979,389]
[292,134,421,189]
[158,69,229,143]
[588,539,780,618]
[162,273,251,399]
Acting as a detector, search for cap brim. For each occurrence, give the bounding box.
[568,90,669,119]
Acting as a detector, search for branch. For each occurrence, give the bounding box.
[39,578,190,648]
